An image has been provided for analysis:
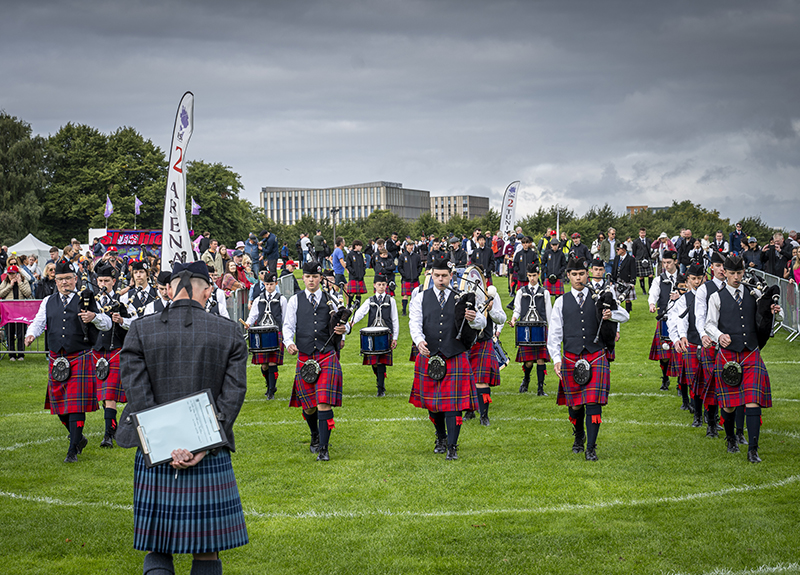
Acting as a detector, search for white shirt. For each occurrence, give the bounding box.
[693,277,725,337]
[282,288,348,348]
[667,289,695,342]
[704,283,782,343]
[647,271,679,307]
[408,286,487,347]
[511,283,552,323]
[546,287,629,365]
[485,292,507,335]
[26,293,112,339]
[351,293,400,341]
[209,287,230,319]
[245,290,288,326]
[143,296,171,317]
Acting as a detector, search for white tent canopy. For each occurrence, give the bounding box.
[8,233,53,265]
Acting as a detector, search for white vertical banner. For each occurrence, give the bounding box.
[499,180,520,236]
[161,91,195,272]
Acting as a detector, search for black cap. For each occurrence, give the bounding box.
[431,258,452,271]
[264,272,277,283]
[156,271,172,286]
[374,274,389,284]
[686,262,705,277]
[709,251,725,265]
[724,254,745,271]
[616,243,627,251]
[662,250,677,260]
[526,262,539,274]
[54,261,74,275]
[131,260,148,271]
[302,261,323,275]
[566,257,589,271]
[591,257,605,268]
[323,269,334,278]
[171,261,211,283]
[95,264,116,278]
[259,229,269,237]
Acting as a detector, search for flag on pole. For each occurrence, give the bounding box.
[499,181,520,235]
[104,195,114,218]
[191,197,201,215]
[134,196,143,215]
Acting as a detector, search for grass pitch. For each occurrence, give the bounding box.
[1,276,799,574]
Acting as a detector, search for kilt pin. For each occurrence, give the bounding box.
[469,339,500,387]
[714,348,771,408]
[45,350,98,414]
[556,349,611,407]
[93,350,127,403]
[410,353,478,412]
[290,350,343,409]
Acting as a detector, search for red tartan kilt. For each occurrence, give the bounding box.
[401,280,419,297]
[251,333,285,365]
[363,351,393,366]
[347,280,367,295]
[290,351,343,409]
[516,345,549,363]
[556,349,611,407]
[46,350,99,415]
[409,344,418,362]
[544,277,564,296]
[410,353,478,412]
[648,324,680,375]
[469,340,500,387]
[696,345,718,406]
[93,350,126,403]
[714,348,772,408]
[678,344,701,392]
[606,348,615,362]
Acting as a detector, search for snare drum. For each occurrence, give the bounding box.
[249,325,280,352]
[360,326,391,355]
[516,320,547,347]
[659,319,670,343]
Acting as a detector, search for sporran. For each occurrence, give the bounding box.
[721,360,743,387]
[95,357,110,381]
[427,355,447,381]
[573,358,592,386]
[52,356,71,382]
[300,359,321,384]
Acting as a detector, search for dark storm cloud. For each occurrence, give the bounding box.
[2,0,799,228]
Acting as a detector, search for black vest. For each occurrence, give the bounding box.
[421,288,466,358]
[153,298,166,314]
[561,290,602,355]
[717,288,758,352]
[93,293,127,351]
[256,293,283,326]
[685,291,701,346]
[519,285,546,321]
[368,295,393,333]
[703,279,720,303]
[129,286,157,317]
[46,293,97,354]
[657,272,676,315]
[206,289,222,315]
[294,291,334,355]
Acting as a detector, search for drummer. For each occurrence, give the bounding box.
[510,262,552,396]
[647,250,681,391]
[244,272,287,399]
[350,274,399,397]
[283,261,348,461]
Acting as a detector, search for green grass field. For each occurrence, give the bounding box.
[1,276,799,575]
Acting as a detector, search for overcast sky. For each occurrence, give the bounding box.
[2,0,799,229]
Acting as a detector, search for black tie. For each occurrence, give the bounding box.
[577,292,585,307]
[735,289,742,306]
[438,289,446,309]
[310,293,317,310]
[61,294,69,307]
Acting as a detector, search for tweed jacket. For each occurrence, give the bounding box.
[117,298,247,451]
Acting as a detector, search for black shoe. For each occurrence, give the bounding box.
[316,447,330,461]
[660,380,669,391]
[434,437,447,454]
[585,445,598,461]
[100,434,114,448]
[680,398,691,411]
[446,445,458,460]
[691,412,703,428]
[64,452,78,463]
[519,381,529,393]
[747,449,762,463]
[463,410,475,420]
[736,432,748,445]
[479,415,490,427]
[76,436,88,455]
[703,411,709,424]
[505,300,515,311]
[572,432,586,454]
[376,387,386,398]
[687,400,696,414]
[401,311,407,316]
[266,389,275,400]
[716,421,724,432]
[726,435,740,453]
[706,424,719,438]
[310,432,320,453]
[537,384,547,396]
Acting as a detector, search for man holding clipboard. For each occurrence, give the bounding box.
[118,261,248,575]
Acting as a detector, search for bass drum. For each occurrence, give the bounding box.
[422,265,486,295]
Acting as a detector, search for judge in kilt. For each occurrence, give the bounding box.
[284,261,348,461]
[25,261,111,463]
[92,263,136,448]
[142,271,172,316]
[345,240,368,301]
[632,228,655,295]
[409,259,485,460]
[548,257,629,461]
[398,241,422,316]
[117,261,249,574]
[350,274,399,397]
[542,238,566,297]
[667,263,707,418]
[469,281,506,425]
[510,263,552,395]
[705,255,781,463]
[611,242,637,313]
[244,272,287,400]
[647,250,682,391]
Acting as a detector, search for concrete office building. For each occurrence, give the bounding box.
[430,194,490,223]
[261,181,430,225]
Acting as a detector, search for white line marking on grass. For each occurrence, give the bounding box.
[0,411,50,417]
[0,491,133,511]
[664,562,800,575]
[0,432,101,452]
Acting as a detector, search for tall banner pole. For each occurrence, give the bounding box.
[160,92,195,272]
[499,180,520,238]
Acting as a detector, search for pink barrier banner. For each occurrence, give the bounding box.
[0,300,42,326]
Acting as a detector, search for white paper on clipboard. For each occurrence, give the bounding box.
[133,390,226,467]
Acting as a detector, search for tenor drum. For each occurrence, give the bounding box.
[516,320,547,347]
[249,325,280,352]
[360,326,391,355]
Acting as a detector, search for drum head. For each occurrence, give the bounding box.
[52,357,71,382]
[427,355,447,381]
[458,266,486,294]
[361,327,391,335]
[95,357,110,381]
[573,359,592,386]
[300,359,321,384]
[721,361,743,387]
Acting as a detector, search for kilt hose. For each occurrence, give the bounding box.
[556,349,611,407]
[45,350,98,415]
[133,449,248,554]
[93,350,126,403]
[636,258,653,278]
[409,344,418,362]
[648,323,680,376]
[714,348,772,409]
[250,332,285,366]
[401,280,420,297]
[363,351,393,366]
[410,353,478,412]
[544,277,564,296]
[697,345,719,407]
[290,350,343,409]
[347,279,367,295]
[516,344,550,363]
[678,343,702,394]
[469,340,500,387]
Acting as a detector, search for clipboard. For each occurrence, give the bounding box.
[132,389,228,468]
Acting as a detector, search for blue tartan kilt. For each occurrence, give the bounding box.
[678,343,701,392]
[347,279,367,295]
[133,449,248,554]
[469,339,500,387]
[714,348,772,408]
[556,349,611,407]
[544,277,564,296]
[46,350,98,415]
[93,350,126,403]
[410,352,478,412]
[290,351,343,409]
[515,345,550,363]
[363,351,393,366]
[250,333,285,366]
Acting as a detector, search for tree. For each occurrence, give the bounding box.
[0,112,46,245]
[410,212,442,239]
[185,161,252,247]
[362,210,409,242]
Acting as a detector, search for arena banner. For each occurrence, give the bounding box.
[161,91,195,272]
[499,180,520,235]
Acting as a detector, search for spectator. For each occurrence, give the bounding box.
[710,230,729,257]
[0,245,7,273]
[201,239,224,275]
[332,237,347,286]
[558,231,571,255]
[493,231,505,275]
[280,241,290,261]
[729,222,746,255]
[219,244,231,270]
[790,248,800,283]
[36,262,57,299]
[568,233,591,261]
[244,233,261,272]
[591,232,605,257]
[312,230,327,263]
[45,246,60,265]
[676,228,695,274]
[761,232,791,276]
[17,254,36,285]
[650,233,677,274]
[91,237,106,258]
[300,233,312,264]
[787,230,800,249]
[742,237,762,270]
[242,256,257,286]
[785,246,799,280]
[598,228,617,276]
[232,250,252,289]
[0,265,32,360]
[470,234,494,285]
[28,254,41,281]
[386,232,401,261]
[688,238,710,267]
[259,230,279,273]
[221,260,244,297]
[198,231,211,254]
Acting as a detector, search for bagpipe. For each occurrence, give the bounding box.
[741,271,781,350]
[590,275,623,354]
[655,275,688,323]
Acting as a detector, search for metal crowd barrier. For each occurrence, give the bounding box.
[226,288,249,336]
[752,269,800,342]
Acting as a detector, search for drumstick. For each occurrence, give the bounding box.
[238,318,249,327]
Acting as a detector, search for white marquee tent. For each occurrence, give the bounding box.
[7,233,53,265]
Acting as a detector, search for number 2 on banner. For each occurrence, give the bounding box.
[173,146,183,173]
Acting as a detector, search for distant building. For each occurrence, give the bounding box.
[626,205,668,217]
[431,195,490,223]
[260,181,430,225]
